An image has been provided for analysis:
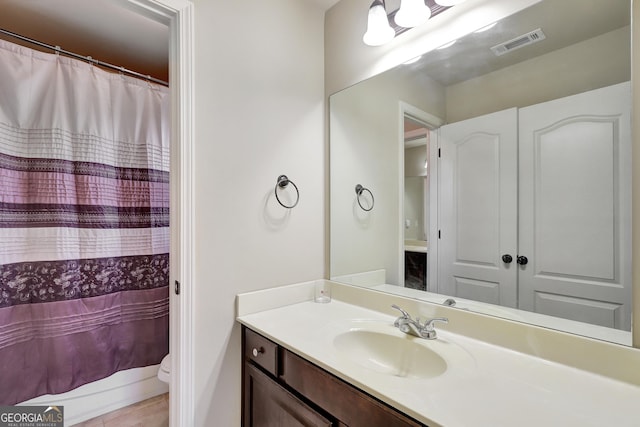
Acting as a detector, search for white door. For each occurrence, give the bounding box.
[518,82,632,330]
[438,108,518,306]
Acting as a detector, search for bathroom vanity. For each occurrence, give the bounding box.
[237,280,640,427]
[243,327,423,426]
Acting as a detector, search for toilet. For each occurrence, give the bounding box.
[157,354,170,383]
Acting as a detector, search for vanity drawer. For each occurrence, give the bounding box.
[244,328,278,376]
[280,349,425,427]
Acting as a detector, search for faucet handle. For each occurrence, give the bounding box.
[420,317,449,339]
[424,317,448,331]
[391,304,411,319]
[391,304,412,328]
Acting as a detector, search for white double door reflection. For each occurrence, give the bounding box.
[438,82,631,331]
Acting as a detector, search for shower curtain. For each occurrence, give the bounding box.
[0,39,170,404]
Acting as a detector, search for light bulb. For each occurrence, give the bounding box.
[434,0,467,6]
[363,0,395,46]
[394,0,431,29]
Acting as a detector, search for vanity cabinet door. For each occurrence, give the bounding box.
[280,349,425,427]
[244,361,334,427]
[405,251,427,291]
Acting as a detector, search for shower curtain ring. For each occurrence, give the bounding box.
[355,184,374,211]
[275,175,299,209]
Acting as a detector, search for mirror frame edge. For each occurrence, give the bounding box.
[327,0,639,349]
[632,0,639,349]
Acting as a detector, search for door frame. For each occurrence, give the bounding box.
[398,102,443,289]
[117,0,195,425]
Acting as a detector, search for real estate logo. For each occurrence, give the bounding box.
[0,406,64,427]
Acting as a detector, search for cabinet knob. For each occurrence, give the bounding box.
[252,347,264,357]
[517,255,529,266]
[502,254,513,264]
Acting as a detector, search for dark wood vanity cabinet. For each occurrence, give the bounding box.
[405,251,427,291]
[244,362,333,427]
[242,326,426,427]
[243,327,332,427]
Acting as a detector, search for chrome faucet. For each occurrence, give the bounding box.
[391,305,448,340]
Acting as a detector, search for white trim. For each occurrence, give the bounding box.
[168,2,196,427]
[117,0,196,426]
[400,103,444,130]
[428,128,440,292]
[399,102,443,291]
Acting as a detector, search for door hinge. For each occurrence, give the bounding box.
[438,148,441,158]
[438,230,441,239]
[174,280,180,295]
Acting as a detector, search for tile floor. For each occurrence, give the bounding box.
[70,393,168,427]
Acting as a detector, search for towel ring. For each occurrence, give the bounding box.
[355,184,374,211]
[275,175,299,209]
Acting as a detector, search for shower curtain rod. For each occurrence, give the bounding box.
[0,28,169,87]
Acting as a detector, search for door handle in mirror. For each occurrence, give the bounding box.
[502,254,513,264]
[517,256,528,265]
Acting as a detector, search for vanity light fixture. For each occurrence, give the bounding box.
[363,0,395,46]
[394,0,431,29]
[363,0,457,47]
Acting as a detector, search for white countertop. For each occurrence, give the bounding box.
[404,239,428,253]
[238,298,640,427]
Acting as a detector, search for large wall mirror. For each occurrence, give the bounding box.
[329,0,632,346]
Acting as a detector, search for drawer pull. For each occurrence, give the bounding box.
[252,347,265,357]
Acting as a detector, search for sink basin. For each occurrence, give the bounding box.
[333,329,447,379]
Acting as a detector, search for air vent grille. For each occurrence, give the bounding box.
[491,28,546,56]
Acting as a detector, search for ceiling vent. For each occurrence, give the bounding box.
[490,28,546,56]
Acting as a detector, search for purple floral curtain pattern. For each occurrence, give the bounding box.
[0,39,169,404]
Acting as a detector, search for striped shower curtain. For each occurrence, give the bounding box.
[0,39,170,404]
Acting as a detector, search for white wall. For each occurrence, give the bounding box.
[404,145,428,241]
[329,67,443,285]
[193,0,325,425]
[404,177,424,240]
[405,145,427,177]
[446,26,631,122]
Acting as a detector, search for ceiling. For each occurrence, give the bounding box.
[407,0,630,86]
[0,0,342,84]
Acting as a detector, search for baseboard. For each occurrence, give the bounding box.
[21,365,169,426]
